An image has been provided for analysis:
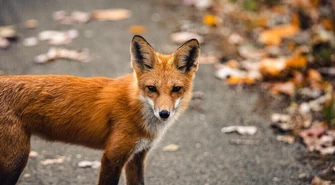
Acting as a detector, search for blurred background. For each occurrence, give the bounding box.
[0,0,335,184]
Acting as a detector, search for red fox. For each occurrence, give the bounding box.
[0,35,200,185]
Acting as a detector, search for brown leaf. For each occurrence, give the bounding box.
[276,135,295,144]
[24,19,38,29]
[270,81,295,96]
[311,176,331,185]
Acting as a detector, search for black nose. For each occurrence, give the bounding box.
[159,110,170,119]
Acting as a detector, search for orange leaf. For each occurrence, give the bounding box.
[129,25,147,34]
[307,69,324,90]
[226,76,256,85]
[259,24,300,45]
[321,19,334,30]
[226,60,240,68]
[307,69,323,83]
[286,55,307,69]
[203,14,220,26]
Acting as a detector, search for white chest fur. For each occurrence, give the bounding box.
[132,138,153,155]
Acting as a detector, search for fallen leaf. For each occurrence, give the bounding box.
[41,156,66,165]
[238,45,267,60]
[259,24,300,45]
[311,176,331,185]
[226,76,256,85]
[228,33,244,45]
[291,71,304,87]
[276,135,295,144]
[271,113,291,123]
[23,37,38,47]
[259,58,287,77]
[215,64,246,80]
[92,9,132,21]
[71,11,91,23]
[163,144,179,152]
[129,25,148,34]
[53,10,68,21]
[23,173,31,178]
[38,30,78,45]
[0,25,17,38]
[24,19,38,29]
[0,37,10,49]
[77,160,101,169]
[35,47,91,63]
[270,113,294,131]
[286,55,307,69]
[221,126,257,135]
[29,151,39,158]
[203,14,221,26]
[270,81,295,96]
[298,173,307,179]
[226,60,240,68]
[299,123,327,152]
[307,69,323,83]
[321,18,334,31]
[170,32,204,44]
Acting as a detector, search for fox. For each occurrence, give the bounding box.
[0,35,200,185]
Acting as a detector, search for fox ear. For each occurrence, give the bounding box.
[174,39,200,74]
[130,35,157,73]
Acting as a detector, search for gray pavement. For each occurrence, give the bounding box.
[0,0,313,184]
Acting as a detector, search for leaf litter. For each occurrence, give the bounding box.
[172,0,335,183]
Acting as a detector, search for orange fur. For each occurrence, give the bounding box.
[0,35,200,185]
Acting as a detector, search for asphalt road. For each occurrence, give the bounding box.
[0,0,314,184]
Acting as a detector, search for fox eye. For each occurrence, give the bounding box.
[172,86,182,92]
[147,86,157,92]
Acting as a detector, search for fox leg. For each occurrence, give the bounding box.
[0,119,30,185]
[125,149,149,185]
[98,133,137,185]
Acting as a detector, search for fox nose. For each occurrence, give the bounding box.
[159,110,170,119]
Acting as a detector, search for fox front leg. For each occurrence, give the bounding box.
[125,149,149,185]
[98,134,137,185]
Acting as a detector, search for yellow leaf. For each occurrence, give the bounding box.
[203,14,218,26]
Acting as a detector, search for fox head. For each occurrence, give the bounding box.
[130,35,200,122]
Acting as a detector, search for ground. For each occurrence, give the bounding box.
[0,0,314,184]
